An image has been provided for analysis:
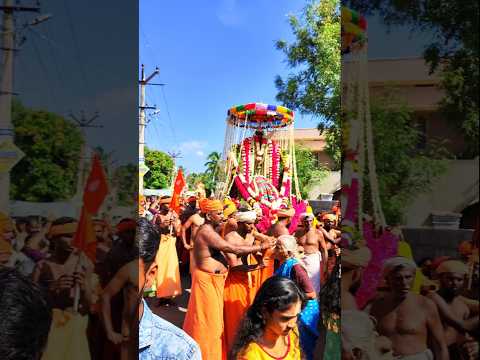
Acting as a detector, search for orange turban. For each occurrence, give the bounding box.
[199,199,223,213]
[116,219,136,233]
[458,241,473,256]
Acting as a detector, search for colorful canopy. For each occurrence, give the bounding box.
[341,6,367,54]
[227,103,294,129]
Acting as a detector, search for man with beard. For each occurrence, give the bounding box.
[429,260,479,359]
[369,256,448,360]
[183,199,276,360]
[32,217,95,360]
[295,213,329,295]
[341,246,371,310]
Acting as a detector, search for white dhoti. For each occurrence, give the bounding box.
[301,251,321,294]
[394,349,433,360]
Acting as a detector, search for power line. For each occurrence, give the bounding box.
[61,0,89,108]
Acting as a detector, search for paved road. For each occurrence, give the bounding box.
[146,272,191,329]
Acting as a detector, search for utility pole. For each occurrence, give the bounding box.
[0,0,41,212]
[139,64,159,196]
[69,111,101,208]
[168,150,182,190]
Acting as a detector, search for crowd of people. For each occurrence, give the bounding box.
[341,228,479,360]
[0,210,140,359]
[139,193,341,360]
[1,194,477,360]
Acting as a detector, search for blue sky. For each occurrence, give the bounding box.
[140,1,432,175]
[140,0,316,175]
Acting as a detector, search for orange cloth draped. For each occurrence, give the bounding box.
[259,248,275,285]
[183,269,228,360]
[223,265,262,354]
[155,234,182,298]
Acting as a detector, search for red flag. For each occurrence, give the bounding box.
[83,154,108,214]
[170,169,186,214]
[72,153,109,261]
[72,207,96,261]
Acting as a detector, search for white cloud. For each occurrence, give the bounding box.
[179,140,208,158]
[216,0,243,26]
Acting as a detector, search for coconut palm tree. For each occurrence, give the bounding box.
[204,151,221,183]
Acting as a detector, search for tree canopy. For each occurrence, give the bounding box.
[346,0,479,157]
[11,101,83,201]
[275,0,341,168]
[143,147,174,189]
[294,145,329,199]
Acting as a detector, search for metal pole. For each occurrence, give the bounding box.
[0,0,14,212]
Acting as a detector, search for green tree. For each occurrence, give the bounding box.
[11,101,83,201]
[144,147,174,189]
[186,171,215,197]
[204,151,221,183]
[294,145,330,199]
[113,163,138,206]
[346,0,479,157]
[275,0,341,168]
[276,1,448,224]
[365,100,448,224]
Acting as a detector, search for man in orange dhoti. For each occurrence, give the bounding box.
[154,199,182,301]
[183,199,276,360]
[223,210,267,353]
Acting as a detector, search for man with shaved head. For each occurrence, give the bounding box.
[369,256,448,359]
[431,260,479,359]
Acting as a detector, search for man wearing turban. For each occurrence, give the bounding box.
[223,209,270,353]
[32,217,95,360]
[342,246,371,310]
[369,256,449,360]
[183,199,276,360]
[430,260,479,359]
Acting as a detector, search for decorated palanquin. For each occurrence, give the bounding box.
[220,103,306,232]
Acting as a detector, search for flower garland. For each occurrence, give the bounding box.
[271,141,280,188]
[241,138,251,184]
[355,223,398,308]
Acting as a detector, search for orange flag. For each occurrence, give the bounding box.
[72,153,109,261]
[83,154,109,214]
[170,168,186,215]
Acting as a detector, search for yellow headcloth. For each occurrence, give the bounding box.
[223,198,237,218]
[48,222,78,238]
[436,260,468,275]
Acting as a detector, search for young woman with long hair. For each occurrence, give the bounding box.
[230,276,306,360]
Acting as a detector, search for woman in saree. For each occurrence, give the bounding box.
[273,234,320,360]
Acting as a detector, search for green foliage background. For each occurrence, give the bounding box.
[11,101,83,201]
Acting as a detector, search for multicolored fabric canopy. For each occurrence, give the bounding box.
[227,102,294,129]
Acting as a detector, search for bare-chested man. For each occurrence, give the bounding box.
[369,256,449,360]
[295,213,328,294]
[32,217,95,360]
[426,260,479,359]
[182,199,275,360]
[181,208,205,274]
